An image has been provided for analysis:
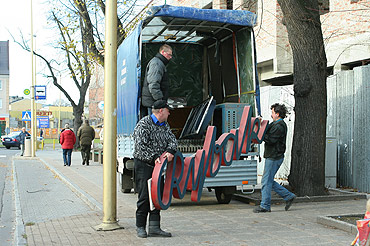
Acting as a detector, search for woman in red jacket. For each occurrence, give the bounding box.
[60,123,76,166]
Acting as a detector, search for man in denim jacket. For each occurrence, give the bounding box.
[254,103,296,213]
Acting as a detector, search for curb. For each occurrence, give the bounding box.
[233,189,367,205]
[317,214,359,235]
[12,158,27,246]
[38,158,103,211]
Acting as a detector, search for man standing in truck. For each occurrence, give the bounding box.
[254,103,296,213]
[141,44,173,117]
[132,100,177,238]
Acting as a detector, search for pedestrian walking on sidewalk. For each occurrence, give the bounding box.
[254,103,296,213]
[132,100,177,238]
[77,119,95,166]
[60,123,76,167]
[19,127,30,156]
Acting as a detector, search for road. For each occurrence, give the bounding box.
[0,147,19,245]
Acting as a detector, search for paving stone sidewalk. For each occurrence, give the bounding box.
[14,149,368,245]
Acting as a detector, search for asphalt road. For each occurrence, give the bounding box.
[0,146,19,245]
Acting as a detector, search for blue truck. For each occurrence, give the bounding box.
[116,5,262,204]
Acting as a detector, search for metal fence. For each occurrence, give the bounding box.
[326,64,370,193]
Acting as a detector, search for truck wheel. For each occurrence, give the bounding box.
[6,146,10,149]
[215,186,236,204]
[120,171,133,193]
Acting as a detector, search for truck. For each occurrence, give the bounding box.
[116,5,262,205]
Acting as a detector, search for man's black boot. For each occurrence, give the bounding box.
[148,221,172,237]
[136,227,147,238]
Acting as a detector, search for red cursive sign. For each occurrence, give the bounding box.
[151,106,269,210]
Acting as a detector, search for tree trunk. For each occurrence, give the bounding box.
[277,0,327,196]
[73,106,84,148]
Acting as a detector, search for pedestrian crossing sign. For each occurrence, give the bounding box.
[22,111,31,121]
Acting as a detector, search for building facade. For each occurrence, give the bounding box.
[0,41,10,134]
[168,0,370,84]
[88,62,104,126]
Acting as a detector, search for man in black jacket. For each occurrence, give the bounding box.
[132,100,177,238]
[141,44,173,117]
[254,103,296,213]
[77,119,95,166]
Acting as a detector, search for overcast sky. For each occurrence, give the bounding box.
[0,0,76,105]
[0,0,165,105]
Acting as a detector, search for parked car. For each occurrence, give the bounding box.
[2,131,22,149]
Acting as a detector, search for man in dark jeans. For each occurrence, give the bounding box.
[254,103,296,213]
[132,100,177,238]
[77,119,95,166]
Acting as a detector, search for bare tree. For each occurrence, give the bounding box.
[72,0,154,66]
[14,10,93,141]
[276,0,327,196]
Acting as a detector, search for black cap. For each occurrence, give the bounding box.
[152,100,173,110]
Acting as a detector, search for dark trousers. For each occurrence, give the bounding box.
[80,144,91,164]
[134,158,160,227]
[140,106,152,119]
[63,149,72,166]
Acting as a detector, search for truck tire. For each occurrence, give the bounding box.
[120,171,133,193]
[122,188,132,193]
[215,186,236,204]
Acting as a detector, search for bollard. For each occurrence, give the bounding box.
[41,140,44,150]
[53,139,55,150]
[24,137,32,157]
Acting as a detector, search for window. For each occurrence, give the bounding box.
[0,80,2,90]
[319,0,330,14]
[241,0,258,13]
[0,99,3,109]
[227,0,233,9]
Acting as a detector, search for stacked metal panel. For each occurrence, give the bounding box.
[326,64,370,192]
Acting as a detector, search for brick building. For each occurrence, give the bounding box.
[88,62,104,126]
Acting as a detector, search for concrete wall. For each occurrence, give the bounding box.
[258,85,294,183]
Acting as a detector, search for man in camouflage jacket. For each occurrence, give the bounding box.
[132,100,177,238]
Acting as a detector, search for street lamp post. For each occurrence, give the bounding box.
[94,0,122,231]
[30,0,36,157]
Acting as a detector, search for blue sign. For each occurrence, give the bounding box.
[22,111,31,121]
[37,116,49,128]
[35,85,46,100]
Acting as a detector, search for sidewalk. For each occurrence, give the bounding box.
[13,149,368,245]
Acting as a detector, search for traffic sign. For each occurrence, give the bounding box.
[35,85,46,100]
[22,111,31,121]
[37,116,50,128]
[24,89,30,95]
